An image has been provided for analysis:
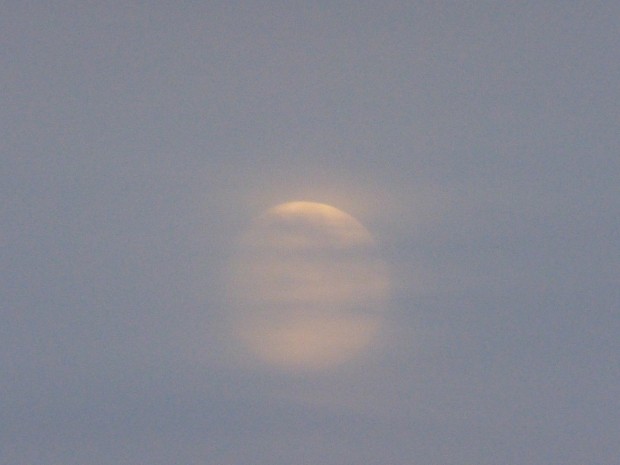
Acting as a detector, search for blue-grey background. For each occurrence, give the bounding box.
[2,2,619,464]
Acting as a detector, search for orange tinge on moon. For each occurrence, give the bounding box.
[227,201,389,371]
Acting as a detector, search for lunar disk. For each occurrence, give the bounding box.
[227,201,389,371]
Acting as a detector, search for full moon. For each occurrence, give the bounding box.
[227,201,389,371]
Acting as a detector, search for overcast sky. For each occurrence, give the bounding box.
[2,2,619,464]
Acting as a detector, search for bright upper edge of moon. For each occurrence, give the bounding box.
[226,201,389,372]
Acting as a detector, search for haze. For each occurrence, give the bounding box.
[2,2,619,464]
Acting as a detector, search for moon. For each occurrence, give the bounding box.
[227,201,389,371]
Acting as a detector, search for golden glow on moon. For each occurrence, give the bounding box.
[227,201,389,371]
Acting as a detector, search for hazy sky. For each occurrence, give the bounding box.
[2,2,619,464]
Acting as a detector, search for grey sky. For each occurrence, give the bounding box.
[2,2,619,464]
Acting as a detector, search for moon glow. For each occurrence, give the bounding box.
[228,201,389,371]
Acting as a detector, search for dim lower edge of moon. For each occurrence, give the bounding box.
[226,201,390,372]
